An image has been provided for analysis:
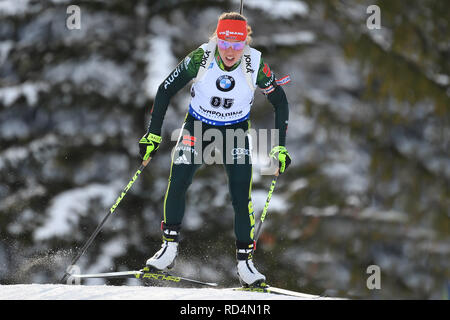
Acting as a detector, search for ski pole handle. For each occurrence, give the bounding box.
[60,159,150,284]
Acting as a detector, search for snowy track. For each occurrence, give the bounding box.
[0,284,336,300]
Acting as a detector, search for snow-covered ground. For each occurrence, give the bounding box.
[0,284,337,300]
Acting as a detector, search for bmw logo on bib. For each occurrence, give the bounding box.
[216,75,235,92]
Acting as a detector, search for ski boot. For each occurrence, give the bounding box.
[236,241,267,288]
[146,222,180,271]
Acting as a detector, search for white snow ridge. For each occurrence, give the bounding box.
[0,284,339,300]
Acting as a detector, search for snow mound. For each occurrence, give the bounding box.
[0,284,336,300]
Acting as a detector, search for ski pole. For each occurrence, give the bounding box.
[253,170,279,250]
[60,158,151,284]
[239,0,244,15]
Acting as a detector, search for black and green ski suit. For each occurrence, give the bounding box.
[147,44,289,246]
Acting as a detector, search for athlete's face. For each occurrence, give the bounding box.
[217,38,246,67]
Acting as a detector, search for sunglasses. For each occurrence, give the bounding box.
[218,39,246,51]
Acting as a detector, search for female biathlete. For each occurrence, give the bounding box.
[139,12,291,287]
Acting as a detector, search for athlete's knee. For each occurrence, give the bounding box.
[168,174,194,191]
[228,175,251,191]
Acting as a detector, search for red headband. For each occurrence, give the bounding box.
[216,19,247,41]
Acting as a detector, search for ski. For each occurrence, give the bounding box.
[70,267,218,288]
[69,268,328,298]
[232,284,323,299]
